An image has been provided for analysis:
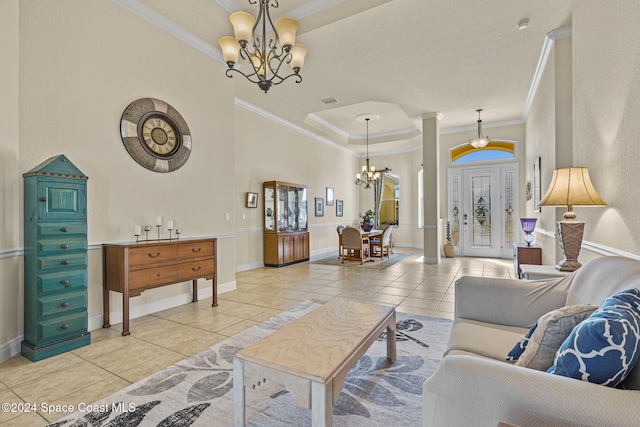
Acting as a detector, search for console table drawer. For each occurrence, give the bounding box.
[177,259,214,281]
[38,291,86,317]
[129,246,177,269]
[177,241,214,259]
[129,265,178,290]
[38,311,87,345]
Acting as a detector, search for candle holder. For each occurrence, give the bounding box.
[520,218,538,246]
[156,224,161,241]
[144,225,151,242]
[176,229,181,240]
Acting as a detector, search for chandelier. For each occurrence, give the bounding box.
[354,115,381,189]
[218,0,308,93]
[469,109,491,148]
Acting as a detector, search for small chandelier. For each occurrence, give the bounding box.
[469,109,490,148]
[218,0,308,93]
[354,115,380,189]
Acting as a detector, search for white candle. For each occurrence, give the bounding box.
[144,225,151,231]
[134,225,141,236]
[168,220,174,230]
[176,229,181,234]
[156,216,162,226]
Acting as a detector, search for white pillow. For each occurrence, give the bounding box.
[515,304,597,371]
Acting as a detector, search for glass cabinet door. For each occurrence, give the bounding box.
[287,186,298,231]
[264,186,275,230]
[298,187,308,230]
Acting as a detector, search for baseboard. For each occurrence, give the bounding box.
[95,280,237,328]
[0,336,22,364]
[0,280,237,365]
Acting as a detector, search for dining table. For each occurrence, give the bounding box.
[348,229,382,262]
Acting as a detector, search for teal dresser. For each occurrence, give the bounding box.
[22,155,90,361]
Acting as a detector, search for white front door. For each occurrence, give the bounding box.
[447,164,518,258]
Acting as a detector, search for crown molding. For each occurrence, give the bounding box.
[112,0,224,63]
[235,98,357,156]
[420,112,443,121]
[522,26,572,121]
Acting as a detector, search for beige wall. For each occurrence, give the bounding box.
[526,0,640,265]
[572,0,640,259]
[1,0,237,354]
[234,104,359,269]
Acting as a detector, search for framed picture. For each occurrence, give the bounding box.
[315,197,324,216]
[326,187,334,206]
[336,199,343,217]
[533,157,541,212]
[246,192,258,208]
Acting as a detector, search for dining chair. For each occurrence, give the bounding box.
[371,226,393,258]
[341,227,370,264]
[336,225,345,259]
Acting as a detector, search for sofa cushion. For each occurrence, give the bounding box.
[548,288,640,387]
[446,318,529,360]
[514,305,597,370]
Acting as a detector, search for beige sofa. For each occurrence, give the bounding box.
[422,256,640,427]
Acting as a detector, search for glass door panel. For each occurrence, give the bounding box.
[264,187,275,230]
[298,187,308,230]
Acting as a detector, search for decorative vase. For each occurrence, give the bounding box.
[361,220,374,232]
[443,240,456,258]
[520,218,538,246]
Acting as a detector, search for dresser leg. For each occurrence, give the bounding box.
[192,279,198,302]
[122,291,130,336]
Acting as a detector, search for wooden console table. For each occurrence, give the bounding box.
[102,238,217,335]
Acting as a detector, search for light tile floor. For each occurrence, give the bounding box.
[0,248,514,425]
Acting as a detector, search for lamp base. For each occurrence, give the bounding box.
[555,220,584,272]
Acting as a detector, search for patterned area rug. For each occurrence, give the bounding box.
[311,252,410,269]
[49,301,452,427]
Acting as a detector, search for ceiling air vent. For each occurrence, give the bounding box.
[321,97,339,105]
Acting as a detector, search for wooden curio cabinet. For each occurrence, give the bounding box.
[263,181,309,267]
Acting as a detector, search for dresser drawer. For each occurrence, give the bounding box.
[38,223,87,237]
[38,253,88,272]
[130,246,177,270]
[37,237,87,254]
[177,241,214,260]
[38,270,87,293]
[37,311,87,345]
[129,265,178,290]
[38,291,86,317]
[177,259,214,281]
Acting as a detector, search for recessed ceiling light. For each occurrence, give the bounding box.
[321,97,339,104]
[517,18,530,30]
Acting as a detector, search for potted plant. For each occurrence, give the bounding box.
[359,209,376,232]
[443,221,456,258]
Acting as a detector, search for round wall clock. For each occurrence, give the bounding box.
[120,98,191,173]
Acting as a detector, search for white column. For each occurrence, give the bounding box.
[421,112,442,264]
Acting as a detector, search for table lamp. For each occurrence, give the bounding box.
[538,167,606,271]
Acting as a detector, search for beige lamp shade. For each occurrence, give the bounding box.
[274,17,298,49]
[218,36,240,64]
[229,11,256,45]
[289,43,307,71]
[538,167,606,219]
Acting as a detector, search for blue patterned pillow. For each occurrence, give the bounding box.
[547,288,640,387]
[506,323,537,362]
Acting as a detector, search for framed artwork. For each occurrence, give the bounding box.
[533,157,541,212]
[326,187,334,206]
[246,192,258,208]
[315,197,324,216]
[336,199,343,217]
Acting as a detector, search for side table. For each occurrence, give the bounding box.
[513,243,541,279]
[520,264,571,280]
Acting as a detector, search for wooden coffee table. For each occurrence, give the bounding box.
[233,299,396,426]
